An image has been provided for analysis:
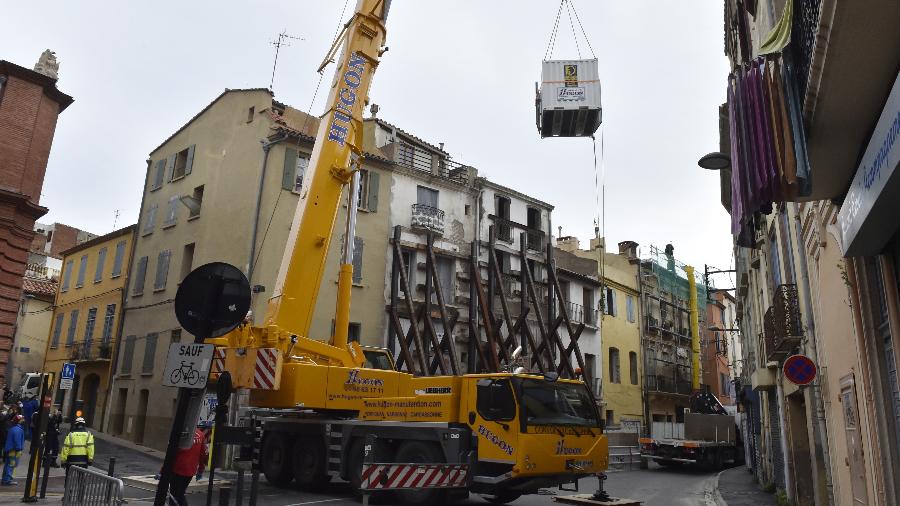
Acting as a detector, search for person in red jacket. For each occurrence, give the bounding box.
[168,425,209,506]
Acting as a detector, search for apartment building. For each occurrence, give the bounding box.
[43,225,135,428]
[703,291,735,405]
[717,1,900,504]
[7,276,56,385]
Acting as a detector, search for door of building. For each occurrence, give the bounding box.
[840,373,869,505]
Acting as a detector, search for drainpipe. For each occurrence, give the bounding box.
[248,134,288,286]
[792,205,834,505]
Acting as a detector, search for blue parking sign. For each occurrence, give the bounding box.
[61,363,76,380]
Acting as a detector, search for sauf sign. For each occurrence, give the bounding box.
[327,52,366,147]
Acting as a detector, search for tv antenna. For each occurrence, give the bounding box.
[270,30,303,90]
[112,209,120,230]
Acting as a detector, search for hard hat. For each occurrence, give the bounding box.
[74,417,86,425]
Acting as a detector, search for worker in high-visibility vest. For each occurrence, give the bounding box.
[60,417,94,471]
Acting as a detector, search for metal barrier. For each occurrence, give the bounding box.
[607,445,642,471]
[62,465,125,506]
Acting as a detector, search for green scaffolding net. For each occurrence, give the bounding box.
[645,245,710,309]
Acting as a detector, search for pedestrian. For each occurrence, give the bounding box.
[20,395,37,440]
[1,415,24,486]
[167,424,209,506]
[60,416,94,475]
[45,409,62,466]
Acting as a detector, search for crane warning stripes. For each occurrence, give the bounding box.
[360,463,468,490]
[253,348,279,389]
[210,348,226,378]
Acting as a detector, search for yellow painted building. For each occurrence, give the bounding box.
[42,225,135,429]
[558,236,644,429]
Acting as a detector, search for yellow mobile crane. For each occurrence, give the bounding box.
[212,0,608,502]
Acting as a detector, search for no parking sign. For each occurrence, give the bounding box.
[784,354,817,386]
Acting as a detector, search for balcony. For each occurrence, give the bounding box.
[396,142,470,186]
[526,230,545,252]
[764,284,803,361]
[566,301,599,327]
[646,374,692,396]
[71,342,112,362]
[410,204,444,235]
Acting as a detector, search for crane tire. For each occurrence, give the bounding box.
[293,436,329,491]
[262,432,294,487]
[393,440,447,505]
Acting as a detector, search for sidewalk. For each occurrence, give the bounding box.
[717,466,776,506]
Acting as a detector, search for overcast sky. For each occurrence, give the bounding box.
[3,1,734,277]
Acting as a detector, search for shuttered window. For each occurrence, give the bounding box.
[94,247,107,283]
[154,250,171,291]
[66,310,79,347]
[357,170,380,211]
[164,196,178,227]
[61,260,73,291]
[112,240,126,278]
[609,347,621,384]
[121,336,135,374]
[142,333,158,373]
[101,304,116,343]
[282,148,309,193]
[133,256,148,295]
[151,159,166,191]
[84,308,98,346]
[143,204,158,235]
[76,254,88,288]
[352,237,363,284]
[51,313,64,348]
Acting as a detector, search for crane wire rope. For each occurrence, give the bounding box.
[253,0,352,278]
[544,0,596,60]
[565,0,582,59]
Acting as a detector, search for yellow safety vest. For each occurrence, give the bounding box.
[60,430,94,462]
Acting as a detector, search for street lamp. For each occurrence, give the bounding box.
[697,152,731,171]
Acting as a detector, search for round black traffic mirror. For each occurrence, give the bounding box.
[175,262,251,339]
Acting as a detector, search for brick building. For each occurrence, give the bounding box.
[0,55,73,386]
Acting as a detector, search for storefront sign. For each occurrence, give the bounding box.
[838,71,900,256]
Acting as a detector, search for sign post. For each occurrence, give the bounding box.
[59,363,75,390]
[153,263,250,506]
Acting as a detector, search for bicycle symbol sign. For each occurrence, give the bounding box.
[162,343,215,389]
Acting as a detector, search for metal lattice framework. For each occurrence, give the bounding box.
[791,0,822,103]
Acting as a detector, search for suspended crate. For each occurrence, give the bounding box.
[535,59,602,138]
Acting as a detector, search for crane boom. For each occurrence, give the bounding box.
[263,0,390,358]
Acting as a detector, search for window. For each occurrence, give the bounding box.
[94,247,107,283]
[559,280,570,302]
[121,336,135,375]
[720,373,729,397]
[604,287,617,316]
[629,351,638,385]
[61,260,73,291]
[112,240,126,278]
[150,159,165,191]
[51,313,64,348]
[171,329,182,343]
[416,186,439,208]
[435,256,455,305]
[583,287,595,325]
[351,237,363,284]
[66,310,79,347]
[188,185,204,218]
[495,195,511,241]
[75,254,88,288]
[247,106,255,123]
[400,249,416,295]
[778,210,796,284]
[101,304,116,343]
[606,410,615,426]
[476,378,516,421]
[154,250,171,291]
[84,307,98,345]
[609,347,621,383]
[143,203,158,235]
[133,256,149,296]
[142,333,158,373]
[348,323,361,343]
[282,148,309,193]
[585,353,597,385]
[180,243,195,282]
[626,295,635,322]
[163,196,178,227]
[357,170,380,211]
[767,227,782,291]
[170,145,195,181]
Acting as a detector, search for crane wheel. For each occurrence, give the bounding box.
[293,436,329,491]
[262,432,294,487]
[393,440,447,505]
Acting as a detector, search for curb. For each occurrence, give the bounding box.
[713,469,728,506]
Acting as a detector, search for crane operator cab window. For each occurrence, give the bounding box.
[518,378,601,430]
[476,379,516,421]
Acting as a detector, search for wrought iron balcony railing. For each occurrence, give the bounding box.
[764,284,803,361]
[70,342,113,362]
[646,374,693,396]
[410,204,445,235]
[791,0,822,104]
[566,301,599,327]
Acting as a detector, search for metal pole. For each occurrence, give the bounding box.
[236,468,244,506]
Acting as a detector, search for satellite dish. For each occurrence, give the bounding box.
[174,262,251,339]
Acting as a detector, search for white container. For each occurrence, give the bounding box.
[536,59,602,138]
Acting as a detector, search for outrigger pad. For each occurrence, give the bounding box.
[553,494,643,506]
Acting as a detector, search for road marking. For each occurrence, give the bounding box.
[283,499,346,506]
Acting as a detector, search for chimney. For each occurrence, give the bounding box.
[589,236,605,251]
[618,241,639,259]
[557,236,580,253]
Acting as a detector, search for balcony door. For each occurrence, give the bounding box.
[417,186,438,209]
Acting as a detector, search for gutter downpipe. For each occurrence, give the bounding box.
[248,134,288,286]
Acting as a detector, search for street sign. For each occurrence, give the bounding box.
[162,343,215,389]
[784,354,817,386]
[59,362,76,390]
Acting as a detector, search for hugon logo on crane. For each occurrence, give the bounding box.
[327,52,366,147]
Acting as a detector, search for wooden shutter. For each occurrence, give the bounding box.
[51,314,64,347]
[166,154,176,182]
[185,145,196,175]
[112,241,126,277]
[352,237,364,284]
[367,171,379,211]
[143,333,158,372]
[282,148,298,190]
[121,336,135,374]
[153,160,166,189]
[133,256,148,295]
[155,250,171,290]
[94,248,107,282]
